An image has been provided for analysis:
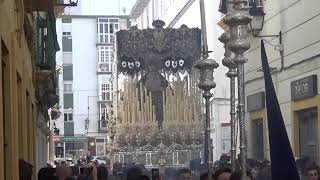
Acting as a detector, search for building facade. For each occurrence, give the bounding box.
[244,0,320,165]
[0,0,61,179]
[55,15,129,158]
[130,0,230,162]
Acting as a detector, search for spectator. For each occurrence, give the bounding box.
[56,164,71,180]
[229,171,252,180]
[177,169,192,180]
[305,163,320,180]
[139,175,151,180]
[200,172,213,180]
[255,165,271,180]
[97,166,108,180]
[126,166,143,180]
[38,167,58,180]
[19,159,33,180]
[214,168,231,180]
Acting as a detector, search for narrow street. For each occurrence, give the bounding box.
[0,0,319,180]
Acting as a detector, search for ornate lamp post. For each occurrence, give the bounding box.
[219,31,237,172]
[224,0,252,179]
[195,0,219,166]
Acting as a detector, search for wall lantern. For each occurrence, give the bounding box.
[249,1,265,37]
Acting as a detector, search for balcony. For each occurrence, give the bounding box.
[98,120,108,133]
[35,12,60,121]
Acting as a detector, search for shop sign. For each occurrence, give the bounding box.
[247,92,265,112]
[61,136,88,142]
[291,75,317,101]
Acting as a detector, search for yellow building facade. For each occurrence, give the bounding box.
[0,0,37,179]
[245,0,320,164]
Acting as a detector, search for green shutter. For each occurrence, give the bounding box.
[62,36,72,52]
[63,65,73,80]
[62,16,72,23]
[64,122,74,136]
[64,94,73,109]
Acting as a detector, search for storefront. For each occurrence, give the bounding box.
[58,136,88,159]
[88,137,107,156]
[292,75,319,165]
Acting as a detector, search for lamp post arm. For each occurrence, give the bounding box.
[259,31,284,70]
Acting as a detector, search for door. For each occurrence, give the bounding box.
[298,108,319,163]
[252,118,264,160]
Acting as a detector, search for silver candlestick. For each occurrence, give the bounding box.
[219,30,237,172]
[196,0,220,168]
[224,0,252,179]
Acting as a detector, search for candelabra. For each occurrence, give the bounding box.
[196,0,219,166]
[224,0,252,179]
[219,30,237,172]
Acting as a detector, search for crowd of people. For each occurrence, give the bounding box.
[18,155,320,180]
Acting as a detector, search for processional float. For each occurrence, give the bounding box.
[107,20,208,168]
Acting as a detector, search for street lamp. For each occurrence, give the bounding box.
[248,2,285,71]
[224,0,252,179]
[219,30,237,172]
[249,3,265,37]
[86,95,99,134]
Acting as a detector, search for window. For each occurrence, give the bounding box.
[99,103,108,130]
[100,103,108,120]
[146,153,152,165]
[62,36,72,52]
[97,18,119,43]
[101,83,112,101]
[96,139,105,156]
[173,152,179,165]
[63,83,72,93]
[114,154,124,163]
[98,46,113,72]
[64,112,73,121]
[64,121,74,136]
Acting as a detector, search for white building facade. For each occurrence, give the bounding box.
[130,0,231,161]
[55,15,129,158]
[244,0,320,165]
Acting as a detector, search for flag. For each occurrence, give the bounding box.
[260,40,300,180]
